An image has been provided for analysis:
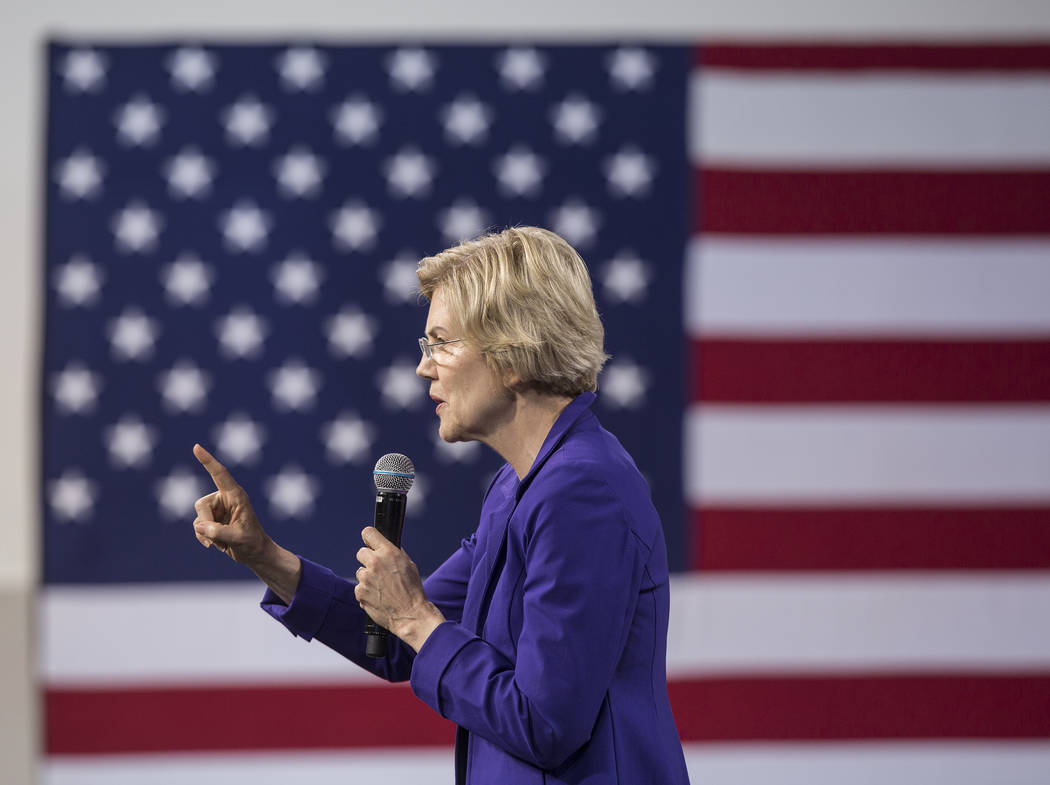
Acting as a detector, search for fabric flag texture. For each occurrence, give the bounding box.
[41,41,1050,784]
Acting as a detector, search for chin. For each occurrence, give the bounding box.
[439,423,475,444]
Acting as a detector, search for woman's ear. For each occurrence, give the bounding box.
[500,367,525,392]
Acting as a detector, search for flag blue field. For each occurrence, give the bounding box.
[42,43,689,585]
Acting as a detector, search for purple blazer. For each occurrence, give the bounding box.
[262,392,690,784]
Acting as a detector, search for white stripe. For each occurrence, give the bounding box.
[687,405,1050,503]
[691,71,1050,167]
[685,237,1050,336]
[41,572,1050,683]
[39,581,381,686]
[666,573,1050,674]
[40,742,1050,785]
[42,750,452,785]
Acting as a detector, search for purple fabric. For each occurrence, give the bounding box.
[262,392,690,784]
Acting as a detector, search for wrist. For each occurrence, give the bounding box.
[245,535,278,572]
[394,602,445,653]
[250,539,302,605]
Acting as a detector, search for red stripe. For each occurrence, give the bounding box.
[697,169,1050,234]
[45,682,454,755]
[45,674,1050,754]
[670,674,1050,741]
[694,43,1050,71]
[691,338,1050,403]
[690,506,1050,571]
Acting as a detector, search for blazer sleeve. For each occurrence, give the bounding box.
[409,466,649,769]
[261,532,477,683]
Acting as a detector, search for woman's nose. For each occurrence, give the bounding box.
[416,353,436,380]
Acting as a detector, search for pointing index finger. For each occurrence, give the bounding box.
[193,443,239,492]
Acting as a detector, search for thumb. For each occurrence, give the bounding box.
[194,518,233,545]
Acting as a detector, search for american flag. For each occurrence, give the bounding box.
[41,41,1050,784]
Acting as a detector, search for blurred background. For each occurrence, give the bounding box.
[3,1,1050,783]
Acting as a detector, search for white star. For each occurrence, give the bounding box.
[325,307,377,358]
[607,47,657,91]
[322,412,375,464]
[112,201,162,253]
[216,306,268,359]
[266,466,319,518]
[330,201,379,251]
[433,427,480,463]
[213,413,266,465]
[52,362,102,414]
[54,149,104,199]
[406,472,427,517]
[223,96,273,146]
[384,148,435,198]
[105,415,157,468]
[276,47,326,91]
[114,94,164,147]
[601,359,649,409]
[158,360,211,413]
[551,94,601,145]
[108,308,159,361]
[438,200,489,245]
[496,47,546,91]
[380,253,421,304]
[161,253,213,306]
[493,146,545,197]
[168,47,217,92]
[550,200,600,248]
[377,359,425,409]
[164,147,215,199]
[442,95,491,145]
[269,360,322,411]
[601,252,651,304]
[54,254,103,306]
[331,95,382,146]
[156,467,209,520]
[49,470,97,522]
[272,252,323,305]
[61,49,106,93]
[274,146,325,198]
[387,47,437,92]
[220,201,271,253]
[605,147,655,197]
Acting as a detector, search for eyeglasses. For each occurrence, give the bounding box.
[418,337,463,360]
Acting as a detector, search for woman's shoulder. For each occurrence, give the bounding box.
[531,432,661,539]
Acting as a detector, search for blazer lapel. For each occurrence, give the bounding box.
[469,492,514,633]
[467,392,598,634]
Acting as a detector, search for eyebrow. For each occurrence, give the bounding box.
[426,326,448,340]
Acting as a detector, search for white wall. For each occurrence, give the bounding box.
[3,1,1050,782]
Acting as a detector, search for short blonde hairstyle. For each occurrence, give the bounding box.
[417,226,608,397]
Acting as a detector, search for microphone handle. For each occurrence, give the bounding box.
[365,490,407,658]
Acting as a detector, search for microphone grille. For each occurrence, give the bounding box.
[373,453,415,493]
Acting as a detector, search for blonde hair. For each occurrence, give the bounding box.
[417,226,608,397]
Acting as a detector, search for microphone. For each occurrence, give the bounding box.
[365,452,415,658]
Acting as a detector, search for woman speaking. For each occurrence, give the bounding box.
[191,226,690,784]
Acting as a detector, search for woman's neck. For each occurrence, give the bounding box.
[485,390,574,480]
